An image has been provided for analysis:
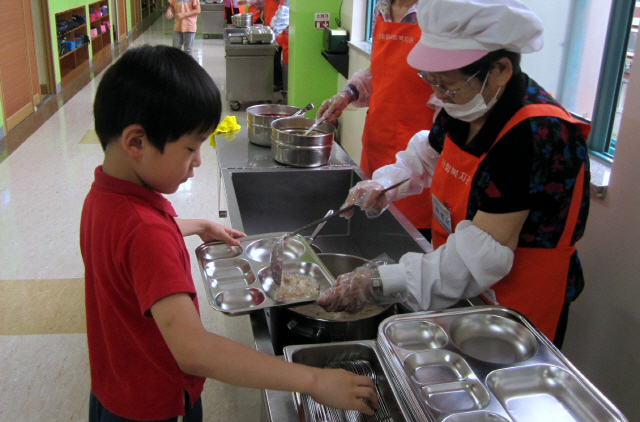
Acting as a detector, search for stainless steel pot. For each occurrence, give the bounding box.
[246,105,301,146]
[271,141,333,168]
[271,116,335,147]
[268,254,396,354]
[270,117,336,167]
[231,13,253,28]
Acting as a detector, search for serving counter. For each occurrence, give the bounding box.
[213,127,430,422]
[211,127,627,422]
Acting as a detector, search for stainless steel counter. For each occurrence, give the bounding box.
[224,29,279,108]
[200,3,225,38]
[214,128,429,422]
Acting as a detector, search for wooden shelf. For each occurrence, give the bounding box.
[89,1,112,59]
[56,6,89,83]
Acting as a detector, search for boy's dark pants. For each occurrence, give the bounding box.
[89,391,203,422]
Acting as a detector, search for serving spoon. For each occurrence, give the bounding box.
[290,103,314,117]
[269,178,410,286]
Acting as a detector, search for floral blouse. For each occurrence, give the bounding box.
[428,73,591,303]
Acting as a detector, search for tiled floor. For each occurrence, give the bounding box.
[0,18,262,421]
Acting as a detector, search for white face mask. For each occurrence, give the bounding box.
[428,72,501,122]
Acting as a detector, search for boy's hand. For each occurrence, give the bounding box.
[308,368,378,415]
[198,220,246,245]
[176,12,186,20]
[175,218,246,245]
[165,8,174,19]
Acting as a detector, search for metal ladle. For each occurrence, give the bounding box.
[303,114,326,136]
[290,103,314,117]
[307,210,333,245]
[269,179,409,286]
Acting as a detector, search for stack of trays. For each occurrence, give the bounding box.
[283,340,414,421]
[376,306,627,422]
[195,233,334,315]
[284,306,627,422]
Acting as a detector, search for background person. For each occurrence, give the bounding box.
[318,0,591,349]
[84,45,378,422]
[317,0,435,239]
[165,0,201,55]
[224,0,240,25]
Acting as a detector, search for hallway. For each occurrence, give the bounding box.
[0,17,262,421]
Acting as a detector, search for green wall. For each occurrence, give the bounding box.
[288,0,342,118]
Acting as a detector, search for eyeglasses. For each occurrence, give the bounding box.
[418,70,480,99]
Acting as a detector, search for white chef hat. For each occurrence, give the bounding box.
[407,0,544,72]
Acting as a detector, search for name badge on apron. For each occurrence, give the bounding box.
[432,194,453,234]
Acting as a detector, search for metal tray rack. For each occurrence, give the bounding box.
[283,340,415,422]
[375,306,628,422]
[195,233,334,316]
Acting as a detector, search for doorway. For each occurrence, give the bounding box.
[0,0,42,132]
[115,0,129,42]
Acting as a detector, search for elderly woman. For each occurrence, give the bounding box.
[317,0,591,348]
[317,0,435,239]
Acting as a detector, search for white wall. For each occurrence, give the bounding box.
[334,0,369,165]
[338,1,640,419]
[561,24,640,421]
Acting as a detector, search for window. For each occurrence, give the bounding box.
[362,0,639,163]
[365,0,376,42]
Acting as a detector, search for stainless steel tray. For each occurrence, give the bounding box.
[376,306,627,422]
[283,340,414,422]
[195,233,334,316]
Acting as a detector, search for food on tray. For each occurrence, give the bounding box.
[291,303,384,321]
[274,273,319,302]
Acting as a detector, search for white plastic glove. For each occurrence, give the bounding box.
[340,180,390,219]
[348,69,373,108]
[317,70,373,124]
[317,91,353,125]
[317,265,375,313]
[317,262,406,313]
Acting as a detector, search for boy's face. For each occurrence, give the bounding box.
[139,132,208,194]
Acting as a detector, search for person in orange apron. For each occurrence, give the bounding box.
[223,0,240,24]
[238,0,278,24]
[317,0,435,238]
[317,0,591,348]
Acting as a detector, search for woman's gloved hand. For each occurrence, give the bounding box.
[317,266,375,313]
[340,180,390,219]
[317,91,353,125]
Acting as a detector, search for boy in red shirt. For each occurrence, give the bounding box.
[82,45,377,422]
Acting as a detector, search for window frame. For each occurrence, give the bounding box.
[588,0,636,163]
[362,0,638,165]
[365,0,376,42]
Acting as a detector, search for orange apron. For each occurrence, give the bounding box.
[263,0,279,26]
[276,29,289,64]
[361,16,434,229]
[430,104,590,340]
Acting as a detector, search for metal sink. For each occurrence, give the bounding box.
[221,167,430,262]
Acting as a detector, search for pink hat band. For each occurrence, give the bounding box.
[407,43,489,72]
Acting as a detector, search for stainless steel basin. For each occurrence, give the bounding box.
[221,167,430,262]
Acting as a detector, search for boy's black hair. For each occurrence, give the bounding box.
[460,49,522,81]
[94,45,222,152]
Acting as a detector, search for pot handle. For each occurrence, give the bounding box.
[287,319,325,343]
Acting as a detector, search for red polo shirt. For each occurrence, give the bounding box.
[80,166,204,420]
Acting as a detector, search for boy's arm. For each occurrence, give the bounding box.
[151,293,378,414]
[165,2,174,19]
[176,1,201,20]
[175,218,245,245]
